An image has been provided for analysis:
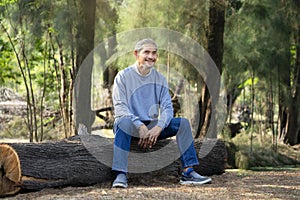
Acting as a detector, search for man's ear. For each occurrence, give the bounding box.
[133,50,138,58]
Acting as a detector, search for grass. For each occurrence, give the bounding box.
[250,165,300,171]
[0,116,66,142]
[220,125,300,169]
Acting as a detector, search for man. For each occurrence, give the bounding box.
[111,38,211,188]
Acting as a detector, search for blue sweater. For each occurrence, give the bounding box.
[112,64,174,129]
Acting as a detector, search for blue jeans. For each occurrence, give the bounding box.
[112,117,199,173]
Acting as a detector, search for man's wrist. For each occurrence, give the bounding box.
[155,125,163,131]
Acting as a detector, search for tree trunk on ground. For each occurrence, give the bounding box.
[0,136,226,196]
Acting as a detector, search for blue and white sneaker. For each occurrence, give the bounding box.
[179,168,212,185]
[112,173,128,188]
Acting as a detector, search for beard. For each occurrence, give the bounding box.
[141,63,153,70]
[141,58,156,69]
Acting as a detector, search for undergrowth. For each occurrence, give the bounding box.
[220,125,300,169]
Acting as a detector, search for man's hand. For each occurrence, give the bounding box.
[147,126,162,148]
[138,124,149,148]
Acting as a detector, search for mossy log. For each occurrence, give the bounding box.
[0,135,226,197]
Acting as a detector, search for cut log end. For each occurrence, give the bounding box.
[0,144,22,197]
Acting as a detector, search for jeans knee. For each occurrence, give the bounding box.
[114,117,136,137]
[180,117,190,128]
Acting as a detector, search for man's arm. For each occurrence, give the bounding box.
[147,77,173,148]
[156,77,174,129]
[112,73,143,128]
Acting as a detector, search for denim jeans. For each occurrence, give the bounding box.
[112,117,199,173]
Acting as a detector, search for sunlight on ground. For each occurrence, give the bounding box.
[92,129,114,138]
[0,138,28,143]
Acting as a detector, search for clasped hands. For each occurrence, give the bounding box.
[138,124,162,149]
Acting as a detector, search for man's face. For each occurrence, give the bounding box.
[135,44,158,69]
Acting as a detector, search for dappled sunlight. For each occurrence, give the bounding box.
[92,129,114,138]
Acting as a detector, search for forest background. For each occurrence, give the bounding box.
[0,0,299,169]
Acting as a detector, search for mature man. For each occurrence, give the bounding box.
[111,38,211,188]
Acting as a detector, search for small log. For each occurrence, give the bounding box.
[0,135,226,196]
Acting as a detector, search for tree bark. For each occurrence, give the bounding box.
[285,26,300,145]
[74,0,96,134]
[196,0,226,138]
[0,136,226,196]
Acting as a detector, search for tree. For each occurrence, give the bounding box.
[0,0,47,142]
[276,0,300,145]
[223,0,300,146]
[73,0,96,134]
[195,0,226,138]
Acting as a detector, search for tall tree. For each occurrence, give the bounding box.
[74,0,96,134]
[278,0,300,145]
[195,0,226,138]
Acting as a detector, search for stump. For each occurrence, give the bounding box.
[0,135,226,196]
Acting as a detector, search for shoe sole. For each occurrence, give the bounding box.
[179,178,212,185]
[112,183,128,188]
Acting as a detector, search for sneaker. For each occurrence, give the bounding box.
[112,173,128,188]
[179,168,212,185]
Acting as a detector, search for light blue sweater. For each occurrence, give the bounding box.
[112,64,174,129]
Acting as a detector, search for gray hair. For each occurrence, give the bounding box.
[134,38,158,52]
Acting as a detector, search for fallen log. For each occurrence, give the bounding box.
[0,135,226,197]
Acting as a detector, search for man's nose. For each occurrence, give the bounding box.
[148,53,155,59]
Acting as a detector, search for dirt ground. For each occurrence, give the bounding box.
[4,168,300,200]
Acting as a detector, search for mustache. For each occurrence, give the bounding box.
[144,58,156,61]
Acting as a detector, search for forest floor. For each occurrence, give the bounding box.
[5,167,300,200]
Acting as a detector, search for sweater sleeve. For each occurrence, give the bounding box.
[156,77,174,129]
[112,72,143,128]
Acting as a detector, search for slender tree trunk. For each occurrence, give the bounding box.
[267,74,276,150]
[56,39,70,138]
[103,5,118,89]
[1,23,34,142]
[103,34,118,89]
[285,27,300,145]
[277,52,292,144]
[39,33,49,142]
[249,71,255,152]
[22,39,39,142]
[68,0,77,135]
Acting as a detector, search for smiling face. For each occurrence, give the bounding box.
[134,43,158,72]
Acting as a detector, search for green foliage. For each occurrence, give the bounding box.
[235,151,249,169]
[238,77,259,89]
[0,37,20,85]
[0,0,299,144]
[226,129,300,169]
[0,116,29,139]
[0,0,16,6]
[0,116,65,141]
[224,0,299,113]
[117,0,208,83]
